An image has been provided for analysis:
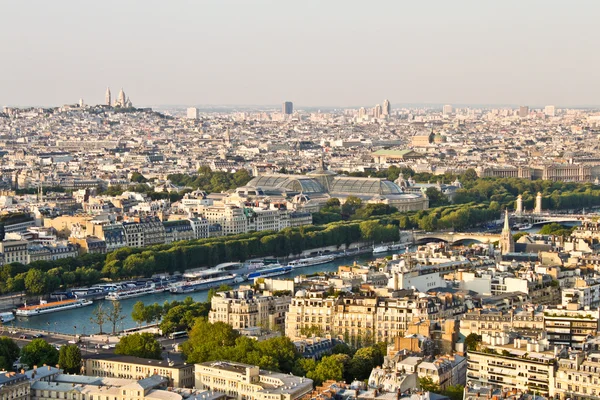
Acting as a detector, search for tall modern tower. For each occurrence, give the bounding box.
[283,101,293,115]
[443,104,453,116]
[519,106,529,118]
[382,99,391,116]
[187,107,198,119]
[544,105,556,117]
[500,210,515,255]
[105,87,111,106]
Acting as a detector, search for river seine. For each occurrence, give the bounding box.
[12,252,384,335]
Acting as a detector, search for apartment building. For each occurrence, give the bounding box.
[201,205,248,235]
[0,372,30,400]
[554,352,600,400]
[122,216,166,247]
[467,343,557,396]
[83,354,195,388]
[285,290,337,339]
[163,220,195,243]
[0,240,28,264]
[543,308,599,350]
[208,289,291,331]
[286,289,463,344]
[194,361,313,400]
[459,308,544,338]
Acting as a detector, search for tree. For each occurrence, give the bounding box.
[182,320,240,364]
[341,196,362,217]
[106,301,126,335]
[20,339,59,368]
[24,269,47,295]
[425,187,450,207]
[130,172,148,183]
[115,333,162,360]
[306,354,347,385]
[349,346,381,381]
[442,385,465,400]
[58,345,82,374]
[419,376,440,393]
[465,333,482,351]
[90,303,107,334]
[131,301,146,326]
[461,168,479,182]
[0,337,20,371]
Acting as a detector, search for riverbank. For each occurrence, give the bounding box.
[7,250,393,335]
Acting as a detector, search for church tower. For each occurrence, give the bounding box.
[500,209,514,254]
[117,88,126,107]
[105,87,111,106]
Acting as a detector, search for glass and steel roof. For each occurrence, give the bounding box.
[330,177,402,195]
[246,175,325,194]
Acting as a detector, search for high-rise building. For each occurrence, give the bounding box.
[282,101,293,115]
[186,107,198,119]
[382,99,391,116]
[358,107,367,119]
[373,104,383,118]
[105,87,111,106]
[518,105,529,118]
[544,105,556,117]
[442,104,453,116]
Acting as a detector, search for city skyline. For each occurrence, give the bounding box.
[1,0,599,107]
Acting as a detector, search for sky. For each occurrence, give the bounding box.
[0,0,598,108]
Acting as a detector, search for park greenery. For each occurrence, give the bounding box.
[1,169,599,297]
[115,332,162,360]
[538,223,577,237]
[0,336,83,373]
[132,297,211,335]
[181,319,386,385]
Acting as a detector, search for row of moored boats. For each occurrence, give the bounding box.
[5,255,338,318]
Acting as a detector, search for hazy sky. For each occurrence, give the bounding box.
[1,0,598,108]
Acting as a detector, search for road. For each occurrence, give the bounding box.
[0,325,188,363]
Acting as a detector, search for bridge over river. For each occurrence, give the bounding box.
[413,231,501,244]
[511,212,589,225]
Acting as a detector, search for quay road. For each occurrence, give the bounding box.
[10,250,390,335]
[0,325,189,364]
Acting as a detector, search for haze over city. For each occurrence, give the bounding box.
[1,0,599,107]
[4,3,600,400]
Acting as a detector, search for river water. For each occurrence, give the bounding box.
[12,252,383,335]
[12,222,580,335]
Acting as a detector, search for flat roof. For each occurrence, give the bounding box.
[84,353,191,369]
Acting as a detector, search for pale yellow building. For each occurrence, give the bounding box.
[83,354,194,388]
[209,290,291,331]
[194,361,313,400]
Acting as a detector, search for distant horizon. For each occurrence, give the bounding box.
[4,101,600,111]
[1,1,599,107]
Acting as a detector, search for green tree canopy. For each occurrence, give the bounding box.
[419,376,441,392]
[115,333,162,360]
[58,345,82,374]
[0,336,20,371]
[20,339,59,368]
[465,333,482,351]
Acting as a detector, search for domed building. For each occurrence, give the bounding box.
[239,165,429,212]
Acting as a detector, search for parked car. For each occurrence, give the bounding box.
[18,334,27,339]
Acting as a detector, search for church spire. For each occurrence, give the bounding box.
[500,209,514,255]
[503,209,510,232]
